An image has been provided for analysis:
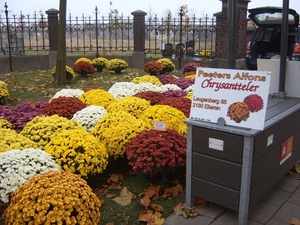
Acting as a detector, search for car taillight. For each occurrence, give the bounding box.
[293,43,300,55]
[246,42,251,53]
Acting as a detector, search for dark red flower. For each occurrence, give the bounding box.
[243,94,264,112]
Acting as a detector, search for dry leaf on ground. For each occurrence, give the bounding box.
[291,217,300,225]
[113,187,136,206]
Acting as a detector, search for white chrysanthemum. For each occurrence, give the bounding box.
[72,105,107,132]
[0,148,61,203]
[133,82,162,94]
[159,83,182,92]
[50,88,85,101]
[184,84,194,93]
[108,82,137,99]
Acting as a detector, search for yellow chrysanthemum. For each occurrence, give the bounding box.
[131,75,163,86]
[79,89,115,108]
[3,170,101,225]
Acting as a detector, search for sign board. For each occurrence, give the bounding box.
[190,68,271,130]
[280,136,293,165]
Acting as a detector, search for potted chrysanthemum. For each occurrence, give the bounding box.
[0,81,9,105]
[3,170,102,224]
[142,61,163,75]
[107,58,128,74]
[91,57,109,72]
[50,65,75,81]
[156,58,175,74]
[73,61,96,78]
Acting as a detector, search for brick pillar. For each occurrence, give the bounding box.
[131,10,147,69]
[215,0,250,68]
[46,8,59,68]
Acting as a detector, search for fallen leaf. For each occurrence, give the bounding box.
[174,203,185,215]
[295,162,300,173]
[141,184,160,199]
[189,210,200,218]
[139,210,155,223]
[150,203,163,212]
[181,208,190,218]
[113,187,135,206]
[105,222,114,225]
[194,197,209,207]
[291,217,300,225]
[139,196,151,208]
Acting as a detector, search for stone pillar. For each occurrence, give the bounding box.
[215,0,250,68]
[131,10,147,69]
[46,8,59,68]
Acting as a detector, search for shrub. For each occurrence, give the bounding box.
[143,61,163,75]
[3,170,101,224]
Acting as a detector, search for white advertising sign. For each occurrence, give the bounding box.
[190,68,271,130]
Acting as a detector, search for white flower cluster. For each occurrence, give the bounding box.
[133,83,162,94]
[184,84,194,93]
[108,82,137,99]
[159,84,182,92]
[0,148,61,203]
[72,105,107,132]
[50,88,85,101]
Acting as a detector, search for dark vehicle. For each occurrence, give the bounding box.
[245,7,300,70]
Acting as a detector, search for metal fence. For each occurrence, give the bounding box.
[0,4,216,58]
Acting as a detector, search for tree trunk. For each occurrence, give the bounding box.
[54,0,67,86]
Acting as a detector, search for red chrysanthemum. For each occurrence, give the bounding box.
[243,94,264,112]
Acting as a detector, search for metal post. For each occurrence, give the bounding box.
[278,0,289,99]
[178,6,183,70]
[4,2,13,71]
[95,6,99,58]
[228,0,237,69]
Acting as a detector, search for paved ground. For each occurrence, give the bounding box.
[164,172,300,225]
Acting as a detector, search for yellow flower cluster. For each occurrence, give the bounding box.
[106,58,128,72]
[3,170,101,225]
[0,128,38,153]
[45,128,109,177]
[50,65,75,80]
[91,111,151,159]
[74,57,92,65]
[20,115,84,148]
[131,75,163,86]
[140,105,187,135]
[186,92,194,100]
[0,80,9,99]
[79,89,115,108]
[200,49,212,58]
[156,58,175,72]
[107,96,151,118]
[0,117,13,129]
[91,57,109,68]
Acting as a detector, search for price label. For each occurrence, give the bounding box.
[153,121,166,131]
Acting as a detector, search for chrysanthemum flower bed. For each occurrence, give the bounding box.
[3,170,101,225]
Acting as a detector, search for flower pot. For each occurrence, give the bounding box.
[96,67,103,72]
[114,69,122,74]
[80,72,88,78]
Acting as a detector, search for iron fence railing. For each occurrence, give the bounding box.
[0,3,216,58]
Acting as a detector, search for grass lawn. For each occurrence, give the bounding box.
[0,68,187,225]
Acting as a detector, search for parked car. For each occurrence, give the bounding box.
[245,7,300,70]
